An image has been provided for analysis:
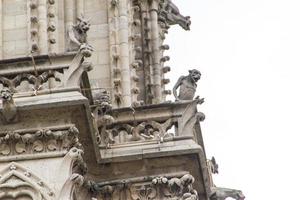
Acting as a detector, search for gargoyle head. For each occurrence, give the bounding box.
[188,69,201,83]
[181,16,191,30]
[76,15,91,33]
[0,88,13,102]
[235,191,246,200]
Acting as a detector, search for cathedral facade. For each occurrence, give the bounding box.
[0,0,244,200]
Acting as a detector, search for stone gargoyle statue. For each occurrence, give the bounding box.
[209,187,245,200]
[159,0,191,30]
[92,90,115,146]
[173,69,204,103]
[67,14,93,52]
[0,88,18,123]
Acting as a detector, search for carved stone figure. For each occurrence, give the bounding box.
[92,90,115,146]
[173,69,203,101]
[209,187,245,200]
[67,15,92,52]
[159,0,191,30]
[210,157,219,174]
[153,174,199,200]
[0,88,18,123]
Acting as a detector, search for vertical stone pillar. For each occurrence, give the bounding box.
[0,0,3,59]
[149,0,161,104]
[48,0,59,53]
[38,0,48,54]
[118,0,131,107]
[76,0,84,17]
[65,0,75,28]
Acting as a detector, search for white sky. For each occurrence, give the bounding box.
[166,0,300,199]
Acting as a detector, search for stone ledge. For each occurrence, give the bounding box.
[98,138,204,163]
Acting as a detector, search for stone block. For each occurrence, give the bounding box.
[3,41,15,58]
[3,16,15,30]
[97,51,110,65]
[3,0,27,16]
[3,28,27,41]
[15,40,28,55]
[15,14,27,28]
[85,11,108,24]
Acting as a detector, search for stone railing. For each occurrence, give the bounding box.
[0,45,92,96]
[92,99,205,163]
[0,124,81,162]
[83,172,198,200]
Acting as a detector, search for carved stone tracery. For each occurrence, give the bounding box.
[0,162,55,200]
[86,173,198,200]
[0,125,81,158]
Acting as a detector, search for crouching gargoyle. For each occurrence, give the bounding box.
[0,88,18,123]
[67,14,93,53]
[173,69,204,103]
[159,0,191,30]
[209,187,245,200]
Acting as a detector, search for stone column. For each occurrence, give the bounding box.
[65,0,75,28]
[149,0,161,104]
[38,0,48,54]
[0,0,2,59]
[76,0,84,17]
[118,0,131,107]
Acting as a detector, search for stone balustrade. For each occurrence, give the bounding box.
[0,46,92,97]
[93,100,206,163]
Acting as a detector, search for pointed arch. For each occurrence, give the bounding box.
[0,162,55,200]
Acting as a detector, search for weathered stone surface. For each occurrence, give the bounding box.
[0,0,244,199]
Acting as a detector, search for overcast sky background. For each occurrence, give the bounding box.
[165,0,300,199]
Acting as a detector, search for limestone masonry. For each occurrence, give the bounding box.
[0,0,244,199]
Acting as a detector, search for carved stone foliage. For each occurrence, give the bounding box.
[130,183,157,200]
[87,173,198,200]
[97,118,175,147]
[0,162,55,200]
[0,125,81,159]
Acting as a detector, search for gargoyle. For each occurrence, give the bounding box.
[209,187,245,200]
[0,88,18,123]
[210,157,219,174]
[159,0,191,30]
[67,14,92,52]
[92,91,115,146]
[173,69,203,101]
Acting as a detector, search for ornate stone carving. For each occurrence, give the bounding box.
[0,88,18,123]
[67,15,92,52]
[0,125,81,159]
[0,70,62,94]
[98,118,175,147]
[173,69,203,101]
[208,157,219,174]
[92,91,116,147]
[130,184,157,200]
[159,0,191,30]
[87,173,198,200]
[209,187,245,200]
[0,162,55,200]
[58,173,85,200]
[64,48,93,88]
[153,174,199,200]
